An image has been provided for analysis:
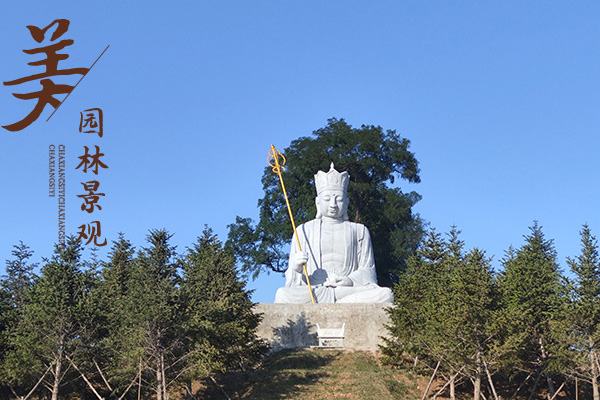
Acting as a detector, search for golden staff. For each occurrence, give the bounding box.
[268,144,316,304]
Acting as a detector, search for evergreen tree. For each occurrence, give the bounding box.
[3,237,88,400]
[102,233,135,301]
[498,222,567,399]
[180,227,268,395]
[96,233,137,392]
[115,229,182,400]
[68,246,111,400]
[2,241,36,310]
[90,234,140,399]
[443,248,499,400]
[383,228,504,399]
[381,228,451,384]
[0,242,36,391]
[423,228,465,399]
[227,118,423,285]
[93,233,172,400]
[0,282,10,389]
[568,224,600,400]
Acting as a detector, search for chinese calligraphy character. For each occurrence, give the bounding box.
[3,19,89,131]
[77,180,105,213]
[76,221,107,246]
[76,145,108,175]
[79,108,103,137]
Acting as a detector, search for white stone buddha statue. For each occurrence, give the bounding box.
[274,163,394,304]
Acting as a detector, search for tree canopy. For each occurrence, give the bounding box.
[567,224,600,400]
[227,118,423,286]
[0,229,268,400]
[381,227,500,399]
[381,222,587,400]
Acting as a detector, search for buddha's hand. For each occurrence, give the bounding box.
[293,251,309,272]
[325,274,353,288]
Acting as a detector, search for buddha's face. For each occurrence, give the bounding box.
[316,189,348,219]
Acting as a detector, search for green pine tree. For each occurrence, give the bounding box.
[444,248,499,400]
[3,237,88,400]
[122,229,182,400]
[95,233,138,396]
[0,242,37,391]
[383,228,503,400]
[0,280,11,389]
[180,227,268,396]
[498,222,567,399]
[2,241,36,310]
[568,224,600,400]
[381,229,449,375]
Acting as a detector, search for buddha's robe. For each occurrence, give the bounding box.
[274,219,394,303]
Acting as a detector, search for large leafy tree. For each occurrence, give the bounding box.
[227,118,423,286]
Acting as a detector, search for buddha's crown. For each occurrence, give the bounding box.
[314,163,349,195]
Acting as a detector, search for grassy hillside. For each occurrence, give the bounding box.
[195,349,427,399]
[192,349,582,400]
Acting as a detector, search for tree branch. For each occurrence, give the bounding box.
[93,359,113,391]
[431,367,463,400]
[548,380,567,400]
[65,354,105,400]
[421,361,440,400]
[209,375,232,400]
[484,361,499,400]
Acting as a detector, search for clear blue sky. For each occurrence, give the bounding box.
[1,2,599,302]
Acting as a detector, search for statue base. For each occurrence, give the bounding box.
[254,303,391,352]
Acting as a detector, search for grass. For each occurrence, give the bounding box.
[194,349,423,399]
[189,350,578,399]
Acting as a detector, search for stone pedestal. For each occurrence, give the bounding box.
[254,303,392,352]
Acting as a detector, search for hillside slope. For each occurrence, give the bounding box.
[193,349,581,400]
[197,349,426,399]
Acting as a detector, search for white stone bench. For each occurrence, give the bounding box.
[316,322,345,347]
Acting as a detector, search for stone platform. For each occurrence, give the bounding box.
[254,303,392,351]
